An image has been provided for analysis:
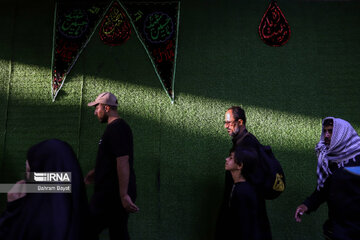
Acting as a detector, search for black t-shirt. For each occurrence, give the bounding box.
[225,182,272,240]
[91,118,136,213]
[219,131,272,240]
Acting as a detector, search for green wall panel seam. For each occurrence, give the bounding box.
[1,60,12,166]
[76,74,85,158]
[1,4,16,165]
[172,1,181,102]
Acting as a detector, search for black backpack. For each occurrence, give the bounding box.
[257,144,285,199]
[238,133,286,200]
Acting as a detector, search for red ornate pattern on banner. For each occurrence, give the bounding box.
[153,39,175,63]
[99,1,131,46]
[259,0,290,47]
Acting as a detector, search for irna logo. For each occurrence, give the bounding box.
[33,172,71,182]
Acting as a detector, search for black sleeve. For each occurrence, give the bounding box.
[303,183,328,213]
[109,122,132,158]
[0,197,25,238]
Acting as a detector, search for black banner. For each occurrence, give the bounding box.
[122,1,180,102]
[52,1,109,100]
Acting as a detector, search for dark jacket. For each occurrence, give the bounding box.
[303,155,360,240]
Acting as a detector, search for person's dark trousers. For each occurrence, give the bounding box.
[89,207,130,240]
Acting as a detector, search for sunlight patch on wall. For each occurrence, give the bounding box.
[1,62,358,153]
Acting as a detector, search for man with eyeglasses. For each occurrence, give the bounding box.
[216,106,272,240]
[224,106,247,139]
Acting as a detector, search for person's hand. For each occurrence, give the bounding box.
[7,180,26,202]
[121,194,139,213]
[84,169,95,185]
[294,204,308,222]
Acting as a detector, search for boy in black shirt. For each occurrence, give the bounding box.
[224,148,272,240]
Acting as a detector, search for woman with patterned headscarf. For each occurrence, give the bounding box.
[295,117,360,240]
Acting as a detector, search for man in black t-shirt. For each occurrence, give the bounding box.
[85,92,139,240]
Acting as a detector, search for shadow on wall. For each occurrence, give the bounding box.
[0,96,328,240]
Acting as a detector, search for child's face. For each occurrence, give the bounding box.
[225,152,239,171]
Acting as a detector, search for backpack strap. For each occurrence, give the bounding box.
[235,132,250,145]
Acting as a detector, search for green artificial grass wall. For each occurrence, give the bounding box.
[1,0,360,239]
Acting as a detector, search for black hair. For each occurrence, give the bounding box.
[109,105,118,110]
[228,106,246,125]
[232,147,258,181]
[323,118,333,127]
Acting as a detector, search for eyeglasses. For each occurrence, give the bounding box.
[224,120,237,126]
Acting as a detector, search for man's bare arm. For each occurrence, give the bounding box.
[117,156,139,213]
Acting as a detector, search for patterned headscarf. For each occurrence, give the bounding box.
[315,117,360,190]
